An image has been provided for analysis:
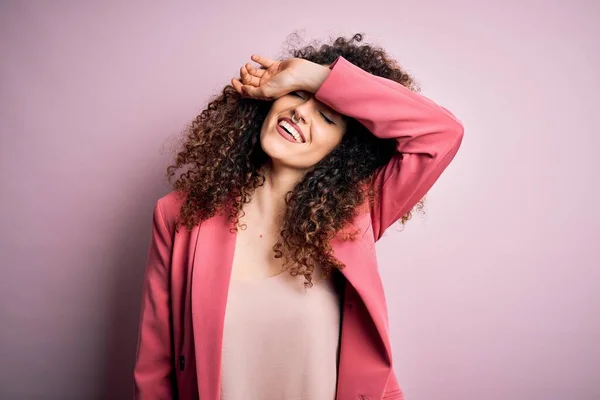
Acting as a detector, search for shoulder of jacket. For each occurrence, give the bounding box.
[156,190,186,229]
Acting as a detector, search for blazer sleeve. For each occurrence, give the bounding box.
[314,55,464,241]
[133,200,174,399]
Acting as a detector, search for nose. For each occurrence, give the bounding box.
[291,97,317,124]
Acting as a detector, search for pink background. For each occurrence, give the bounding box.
[1,1,598,399]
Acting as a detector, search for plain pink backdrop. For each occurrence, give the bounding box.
[1,1,598,399]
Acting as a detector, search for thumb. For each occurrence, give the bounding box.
[242,84,269,100]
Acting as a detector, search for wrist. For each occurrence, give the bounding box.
[296,61,331,93]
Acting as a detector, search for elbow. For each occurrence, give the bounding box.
[438,104,464,146]
[431,118,464,161]
[450,116,464,141]
[445,117,464,153]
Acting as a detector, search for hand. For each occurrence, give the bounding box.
[231,54,311,101]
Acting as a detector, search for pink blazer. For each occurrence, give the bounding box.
[134,56,464,400]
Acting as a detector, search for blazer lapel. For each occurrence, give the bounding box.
[331,235,393,366]
[190,209,236,400]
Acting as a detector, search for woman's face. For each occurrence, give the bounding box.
[260,90,347,170]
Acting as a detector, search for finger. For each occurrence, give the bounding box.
[231,78,262,99]
[240,65,260,86]
[251,54,276,68]
[231,78,245,96]
[246,62,266,78]
[239,66,251,85]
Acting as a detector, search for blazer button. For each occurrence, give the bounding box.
[347,302,354,309]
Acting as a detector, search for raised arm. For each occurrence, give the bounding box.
[313,55,464,241]
[133,201,174,398]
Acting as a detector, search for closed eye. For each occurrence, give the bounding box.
[320,112,335,125]
[290,91,336,125]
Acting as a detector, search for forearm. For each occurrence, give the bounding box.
[312,55,463,153]
[296,61,331,93]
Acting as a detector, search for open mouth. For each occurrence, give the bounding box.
[277,117,306,143]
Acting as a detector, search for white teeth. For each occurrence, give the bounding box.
[279,120,303,143]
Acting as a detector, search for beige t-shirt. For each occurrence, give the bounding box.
[220,268,344,400]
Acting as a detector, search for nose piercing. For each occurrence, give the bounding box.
[291,113,300,124]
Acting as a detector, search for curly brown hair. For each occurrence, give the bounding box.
[166,32,425,288]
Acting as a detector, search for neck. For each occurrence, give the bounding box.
[252,159,305,221]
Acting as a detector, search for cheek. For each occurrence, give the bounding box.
[311,129,344,156]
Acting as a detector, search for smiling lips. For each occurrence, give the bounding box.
[277,117,306,143]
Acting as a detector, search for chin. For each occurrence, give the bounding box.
[259,124,317,170]
[260,130,289,162]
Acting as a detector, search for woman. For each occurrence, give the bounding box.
[133,33,464,400]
